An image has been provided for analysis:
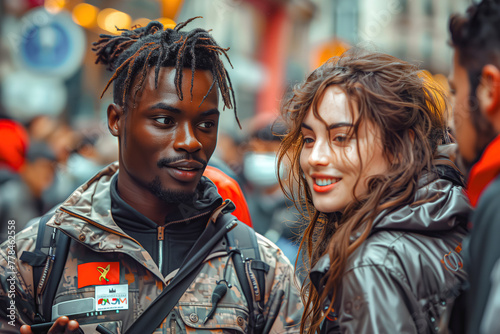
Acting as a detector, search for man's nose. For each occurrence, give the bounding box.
[174,123,202,153]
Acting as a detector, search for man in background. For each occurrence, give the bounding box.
[448,1,500,332]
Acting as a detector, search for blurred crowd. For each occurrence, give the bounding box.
[0,115,117,239]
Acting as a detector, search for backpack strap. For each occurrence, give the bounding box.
[19,209,70,323]
[226,219,269,333]
[124,212,238,334]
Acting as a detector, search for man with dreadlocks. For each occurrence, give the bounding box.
[0,18,302,333]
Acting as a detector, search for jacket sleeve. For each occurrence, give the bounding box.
[0,224,39,333]
[336,264,423,334]
[479,258,500,334]
[466,179,500,334]
[258,234,303,334]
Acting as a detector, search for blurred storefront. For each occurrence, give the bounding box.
[358,0,470,73]
[0,0,472,135]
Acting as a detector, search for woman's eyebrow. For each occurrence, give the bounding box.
[301,122,353,130]
[328,122,353,129]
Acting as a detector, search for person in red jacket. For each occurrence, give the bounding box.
[0,119,29,172]
[203,165,253,227]
[448,1,500,332]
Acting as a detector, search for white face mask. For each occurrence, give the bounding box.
[243,152,280,188]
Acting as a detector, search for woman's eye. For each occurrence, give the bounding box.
[333,135,348,143]
[199,121,215,129]
[155,117,174,125]
[303,137,314,144]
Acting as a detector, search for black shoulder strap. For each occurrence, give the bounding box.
[124,212,238,334]
[19,210,70,323]
[227,220,269,333]
[42,228,70,321]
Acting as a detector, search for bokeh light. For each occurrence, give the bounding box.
[97,8,131,34]
[45,0,66,14]
[72,3,99,29]
[156,17,176,30]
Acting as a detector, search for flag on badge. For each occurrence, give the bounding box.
[78,262,120,288]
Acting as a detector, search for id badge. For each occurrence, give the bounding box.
[95,284,129,312]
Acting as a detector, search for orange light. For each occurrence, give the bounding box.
[132,18,151,29]
[312,39,350,69]
[159,0,185,20]
[45,0,66,14]
[156,17,176,30]
[72,3,99,28]
[97,8,131,34]
[97,8,118,31]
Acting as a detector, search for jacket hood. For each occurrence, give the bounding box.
[371,144,469,233]
[371,171,470,234]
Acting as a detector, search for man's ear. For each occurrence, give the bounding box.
[107,103,123,137]
[477,64,500,120]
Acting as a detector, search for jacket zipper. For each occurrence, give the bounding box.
[170,317,176,333]
[59,207,143,247]
[158,226,165,275]
[164,210,211,227]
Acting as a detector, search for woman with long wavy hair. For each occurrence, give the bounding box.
[277,49,471,333]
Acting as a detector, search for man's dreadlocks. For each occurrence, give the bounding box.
[92,16,240,127]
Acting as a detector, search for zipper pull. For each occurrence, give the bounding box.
[157,226,165,241]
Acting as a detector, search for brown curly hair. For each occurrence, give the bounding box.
[277,48,449,334]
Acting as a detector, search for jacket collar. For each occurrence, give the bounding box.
[467,134,500,207]
[369,171,470,233]
[370,144,470,233]
[46,162,231,283]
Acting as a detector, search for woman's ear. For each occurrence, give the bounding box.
[107,103,123,137]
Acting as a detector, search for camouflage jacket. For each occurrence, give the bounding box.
[0,163,303,333]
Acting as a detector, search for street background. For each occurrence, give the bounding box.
[0,0,472,247]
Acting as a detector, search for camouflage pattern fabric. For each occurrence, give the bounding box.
[0,163,303,333]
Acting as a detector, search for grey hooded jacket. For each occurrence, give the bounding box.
[311,164,471,334]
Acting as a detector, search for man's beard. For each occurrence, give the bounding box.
[147,155,207,203]
[147,176,197,204]
[460,94,498,174]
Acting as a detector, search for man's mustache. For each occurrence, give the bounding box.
[157,156,208,168]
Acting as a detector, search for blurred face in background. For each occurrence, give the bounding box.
[449,50,479,166]
[449,49,498,168]
[243,136,282,191]
[299,86,390,213]
[22,158,57,198]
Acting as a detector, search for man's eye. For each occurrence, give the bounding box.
[155,117,173,125]
[199,121,215,129]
